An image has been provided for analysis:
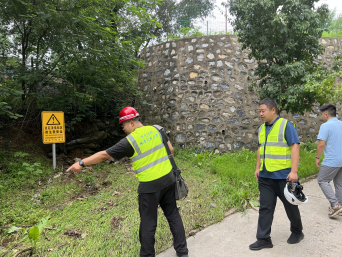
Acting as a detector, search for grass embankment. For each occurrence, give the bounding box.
[322,31,342,37]
[0,142,318,256]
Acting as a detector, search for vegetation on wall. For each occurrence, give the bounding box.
[305,10,342,103]
[304,53,342,104]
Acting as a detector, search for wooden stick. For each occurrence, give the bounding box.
[0,243,23,257]
[13,247,32,257]
[0,225,56,230]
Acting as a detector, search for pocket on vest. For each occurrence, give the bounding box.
[270,147,287,165]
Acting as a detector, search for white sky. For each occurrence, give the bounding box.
[196,0,342,34]
[316,0,341,14]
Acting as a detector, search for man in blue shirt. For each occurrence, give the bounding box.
[316,104,342,217]
[249,98,303,251]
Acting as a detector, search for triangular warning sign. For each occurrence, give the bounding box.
[47,114,60,125]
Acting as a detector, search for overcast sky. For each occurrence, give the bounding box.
[316,0,341,13]
[198,0,342,34]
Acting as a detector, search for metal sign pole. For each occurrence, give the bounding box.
[52,143,56,170]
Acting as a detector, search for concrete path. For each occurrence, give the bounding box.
[157,179,342,257]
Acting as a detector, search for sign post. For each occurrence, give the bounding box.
[41,111,65,170]
[52,143,56,170]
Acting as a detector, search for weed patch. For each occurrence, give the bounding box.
[0,146,319,256]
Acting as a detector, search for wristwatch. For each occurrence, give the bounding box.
[79,160,85,167]
[315,156,320,159]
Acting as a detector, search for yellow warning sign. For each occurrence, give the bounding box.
[41,111,65,144]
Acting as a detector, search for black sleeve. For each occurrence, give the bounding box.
[106,138,134,159]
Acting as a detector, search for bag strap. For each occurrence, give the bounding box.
[153,125,180,176]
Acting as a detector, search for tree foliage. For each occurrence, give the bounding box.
[304,53,342,104]
[228,0,330,114]
[136,0,215,48]
[0,0,159,130]
[327,15,342,37]
[330,16,342,34]
[322,9,342,37]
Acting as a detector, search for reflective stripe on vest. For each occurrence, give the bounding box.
[126,126,172,182]
[260,154,292,159]
[259,118,292,172]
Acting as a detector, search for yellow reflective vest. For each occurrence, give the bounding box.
[126,126,172,182]
[258,118,292,172]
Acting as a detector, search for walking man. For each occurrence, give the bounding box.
[249,98,304,251]
[315,104,342,217]
[67,107,188,257]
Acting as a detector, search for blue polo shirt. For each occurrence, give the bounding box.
[317,118,342,167]
[259,116,300,179]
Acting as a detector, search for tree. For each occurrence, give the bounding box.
[328,15,342,35]
[227,0,330,114]
[132,0,215,51]
[0,0,159,127]
[0,29,10,59]
[322,9,342,37]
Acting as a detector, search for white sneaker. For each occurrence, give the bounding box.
[328,204,342,218]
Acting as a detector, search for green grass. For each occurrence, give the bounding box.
[0,146,319,256]
[322,31,342,37]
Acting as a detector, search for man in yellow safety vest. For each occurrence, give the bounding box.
[249,98,303,251]
[67,107,188,257]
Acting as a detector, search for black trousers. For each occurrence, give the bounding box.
[139,182,188,257]
[257,177,303,240]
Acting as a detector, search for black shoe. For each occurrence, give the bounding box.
[176,254,188,257]
[249,239,273,250]
[287,232,304,244]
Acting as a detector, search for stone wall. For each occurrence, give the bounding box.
[136,35,342,152]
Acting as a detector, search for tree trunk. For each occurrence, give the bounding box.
[21,23,26,101]
[280,83,286,114]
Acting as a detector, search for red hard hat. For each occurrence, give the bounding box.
[118,107,139,124]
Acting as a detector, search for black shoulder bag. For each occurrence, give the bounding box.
[153,125,189,200]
